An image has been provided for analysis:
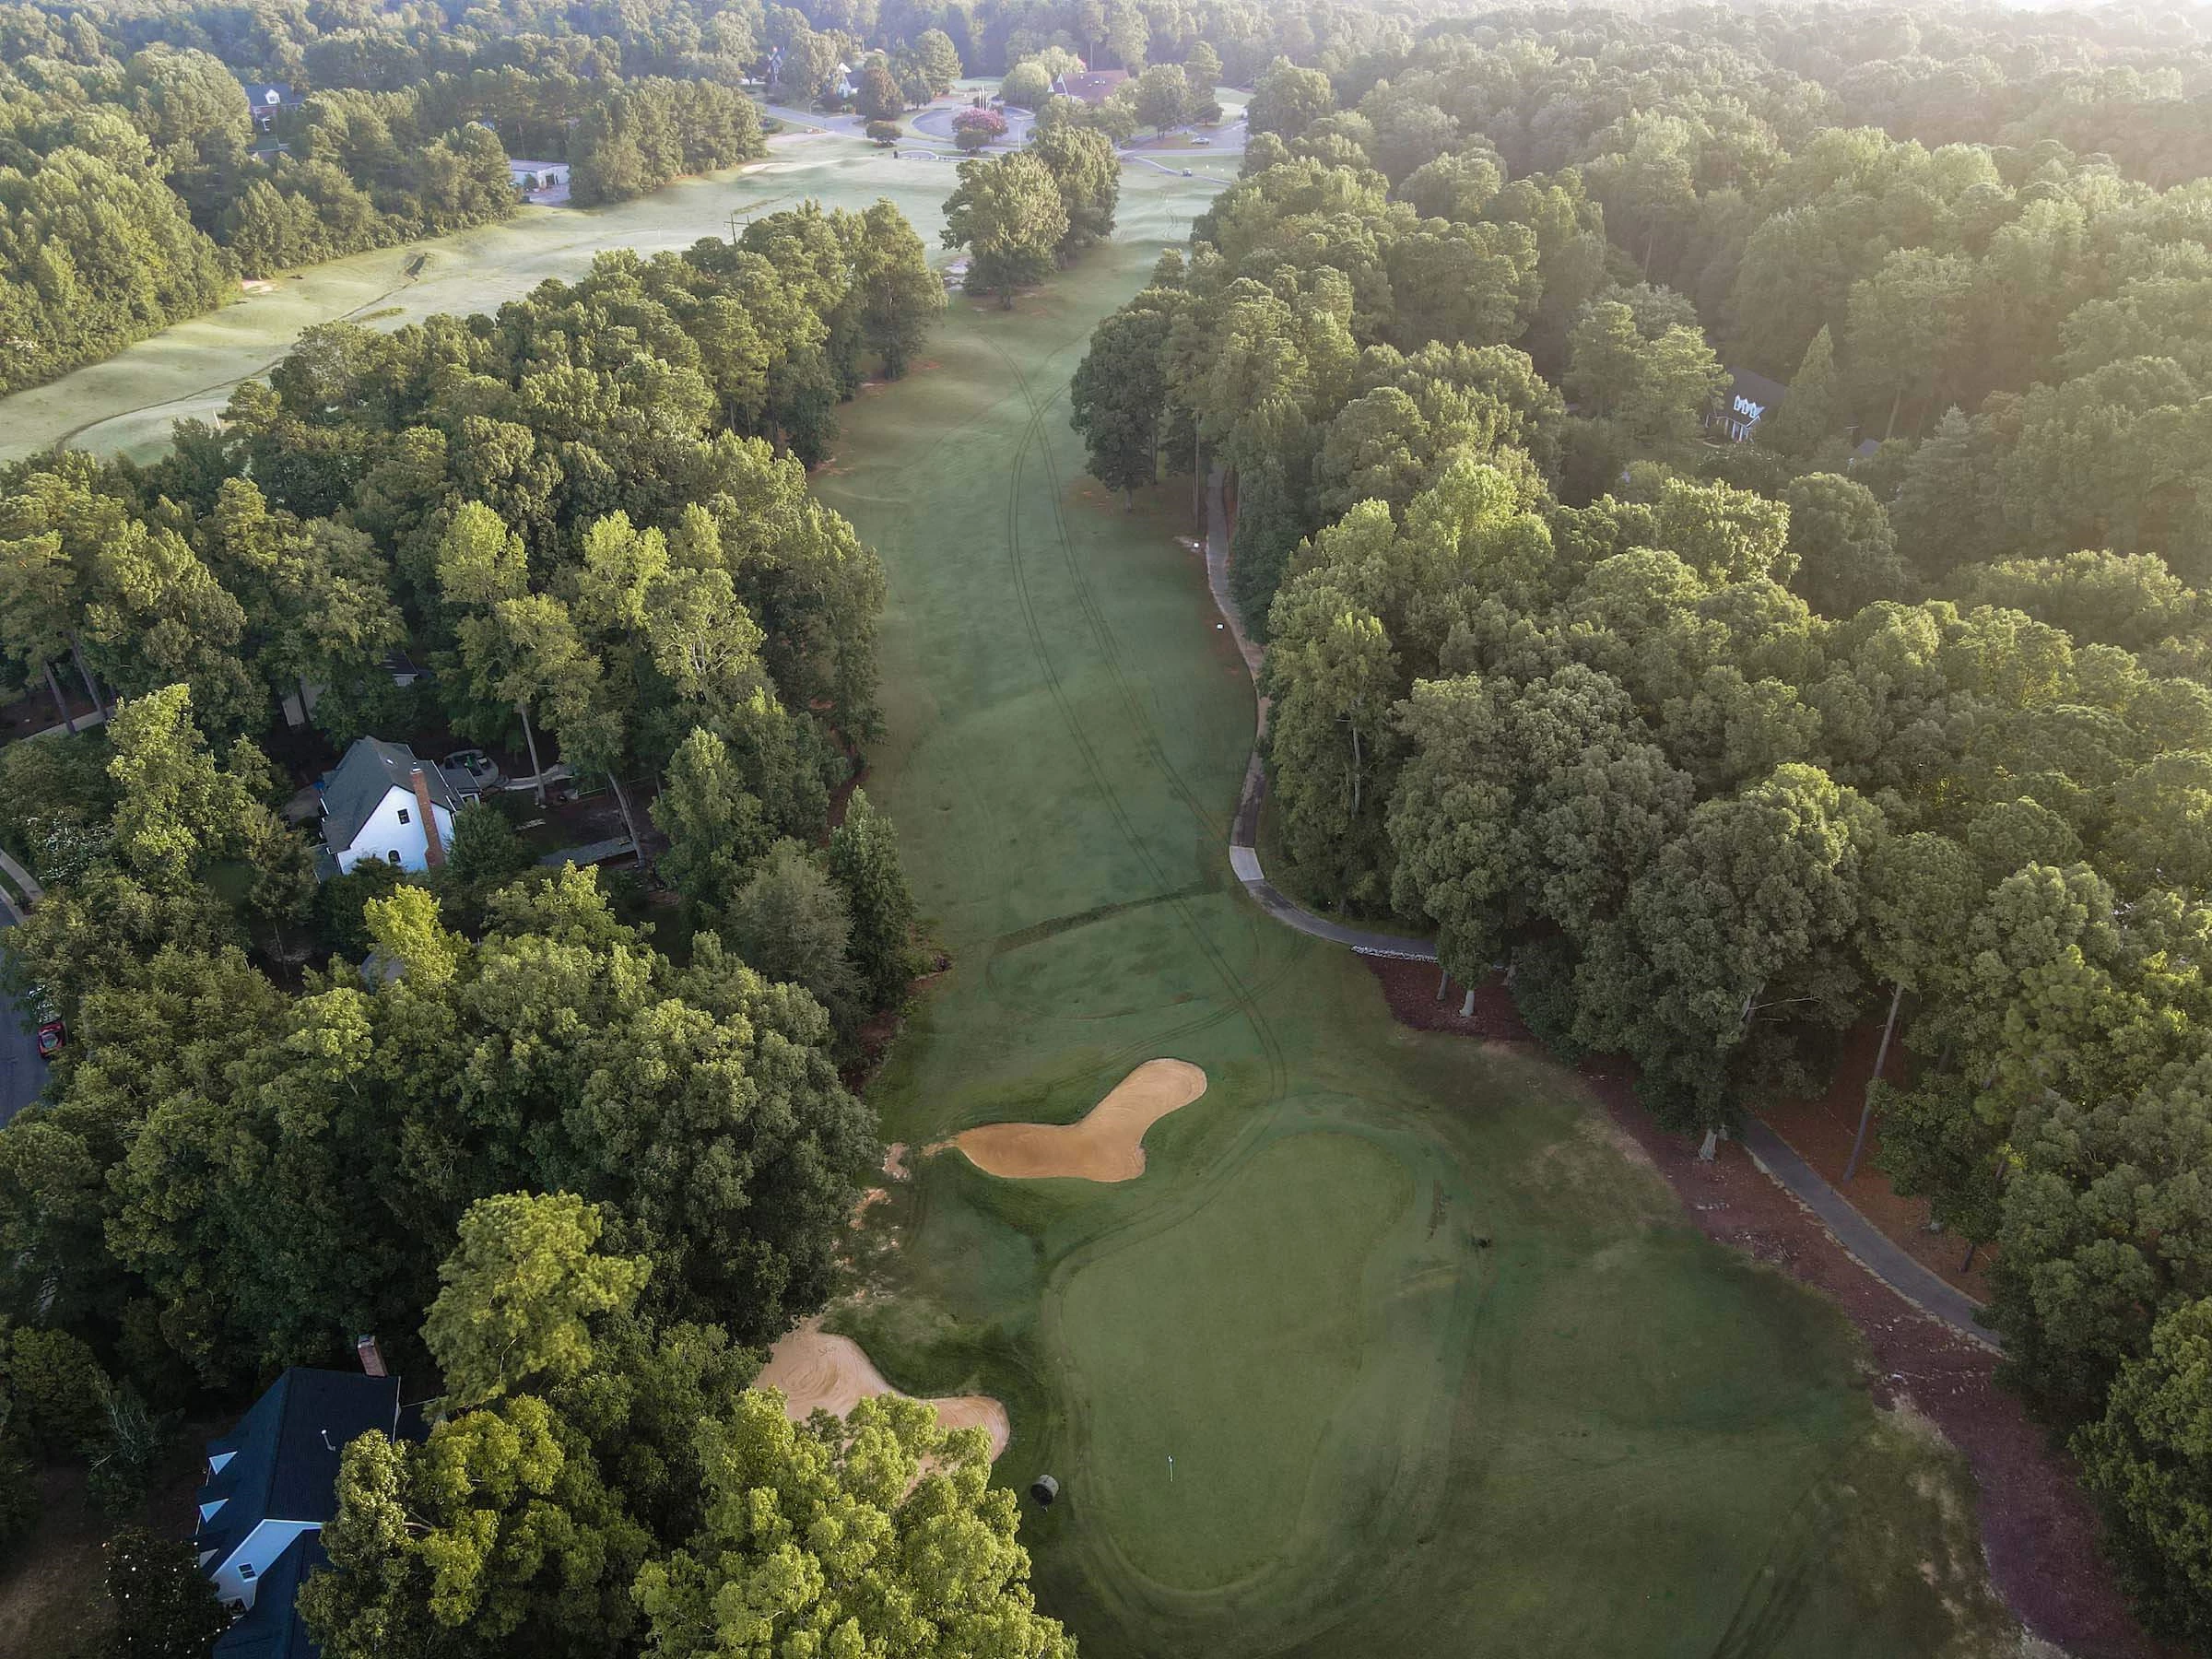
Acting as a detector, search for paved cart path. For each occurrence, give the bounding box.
[1199,467,1993,1346]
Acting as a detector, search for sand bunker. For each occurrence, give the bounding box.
[952,1058,1207,1182]
[755,1319,1009,1459]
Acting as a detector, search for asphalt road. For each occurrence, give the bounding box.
[0,916,45,1126]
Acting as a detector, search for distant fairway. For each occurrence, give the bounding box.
[811,165,2020,1657]
[0,126,1238,465]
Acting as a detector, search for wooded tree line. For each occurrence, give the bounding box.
[288,1188,1072,1658]
[940,101,1117,300]
[1746,1,2212,190]
[781,0,1440,83]
[0,199,945,1562]
[0,0,785,393]
[1070,9,2212,1642]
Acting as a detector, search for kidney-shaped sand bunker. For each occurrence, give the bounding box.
[952,1058,1208,1182]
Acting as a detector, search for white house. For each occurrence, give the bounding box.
[319,737,463,877]
[196,1368,411,1638]
[241,82,298,135]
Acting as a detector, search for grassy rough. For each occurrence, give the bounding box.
[815,168,2021,1658]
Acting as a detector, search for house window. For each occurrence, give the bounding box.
[398,807,411,825]
[387,851,402,865]
[239,1562,256,1582]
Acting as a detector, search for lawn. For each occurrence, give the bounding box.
[809,166,2021,1657]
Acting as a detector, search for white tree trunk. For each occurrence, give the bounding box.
[1698,1127,1720,1162]
[42,660,74,734]
[71,634,104,718]
[519,701,547,806]
[1843,981,1904,1182]
[608,773,646,869]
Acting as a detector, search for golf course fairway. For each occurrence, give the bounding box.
[809,167,2021,1656]
[0,124,2023,1653]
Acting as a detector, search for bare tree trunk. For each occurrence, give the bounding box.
[71,634,104,718]
[1884,383,1903,441]
[41,660,75,734]
[1123,487,1133,512]
[1699,1127,1720,1162]
[1843,981,1904,1182]
[518,701,547,807]
[1960,1241,1978,1274]
[1461,987,1475,1018]
[1349,721,1362,816]
[1192,430,1203,519]
[607,773,646,869]
[1436,967,1450,1002]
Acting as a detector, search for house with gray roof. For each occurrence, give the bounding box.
[196,1368,410,1649]
[241,83,298,133]
[318,737,462,877]
[1710,366,1790,442]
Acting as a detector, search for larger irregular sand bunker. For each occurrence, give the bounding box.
[953,1058,1208,1182]
[755,1318,1010,1460]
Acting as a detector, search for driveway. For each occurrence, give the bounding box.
[0,916,46,1126]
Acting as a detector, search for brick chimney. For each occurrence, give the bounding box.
[409,767,445,868]
[356,1334,387,1376]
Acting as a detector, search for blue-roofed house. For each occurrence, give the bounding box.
[196,1369,406,1641]
[210,1535,327,1659]
[1709,366,1790,442]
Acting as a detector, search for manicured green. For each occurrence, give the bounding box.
[811,167,2018,1656]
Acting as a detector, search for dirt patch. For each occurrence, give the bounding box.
[754,1317,1010,1459]
[950,1058,1207,1182]
[1366,956,2164,1659]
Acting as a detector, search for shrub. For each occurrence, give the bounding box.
[952,107,1006,152]
[108,1527,229,1659]
[865,119,900,146]
[1000,60,1053,108]
[1,1325,111,1454]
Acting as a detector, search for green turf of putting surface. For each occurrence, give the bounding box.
[813,166,2019,1658]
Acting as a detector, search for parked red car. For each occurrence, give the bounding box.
[34,1020,63,1058]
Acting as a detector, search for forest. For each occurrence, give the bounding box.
[0,181,1059,1651]
[1069,4,2212,1643]
[0,0,775,393]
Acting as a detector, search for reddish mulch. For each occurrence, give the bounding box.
[1369,957,2165,1659]
[1760,1021,1995,1302]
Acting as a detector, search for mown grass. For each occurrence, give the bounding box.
[811,166,2021,1659]
[0,133,1239,465]
[13,140,2023,1655]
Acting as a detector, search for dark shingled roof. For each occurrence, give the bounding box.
[214,1535,325,1659]
[1723,365,1790,414]
[320,737,459,854]
[1060,68,1129,103]
[195,1371,401,1568]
